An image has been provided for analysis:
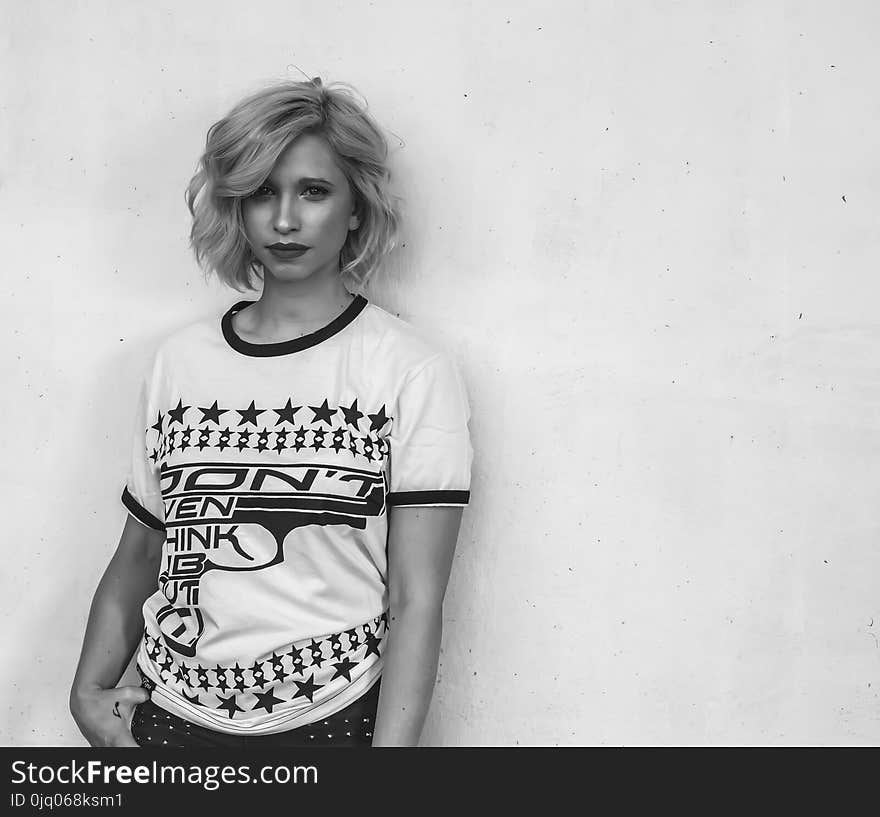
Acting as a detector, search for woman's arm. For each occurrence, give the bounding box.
[371,505,464,747]
[69,514,164,746]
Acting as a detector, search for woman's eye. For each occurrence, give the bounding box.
[250,186,273,198]
[304,186,328,197]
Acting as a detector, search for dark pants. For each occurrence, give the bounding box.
[131,679,381,748]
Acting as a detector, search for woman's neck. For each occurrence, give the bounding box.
[234,278,356,342]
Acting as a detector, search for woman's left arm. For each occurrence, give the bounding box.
[371,504,465,747]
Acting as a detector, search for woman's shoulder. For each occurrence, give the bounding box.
[361,300,456,372]
[146,308,221,368]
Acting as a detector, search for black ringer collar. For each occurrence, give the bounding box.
[221,294,368,357]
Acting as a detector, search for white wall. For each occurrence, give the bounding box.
[2,0,878,746]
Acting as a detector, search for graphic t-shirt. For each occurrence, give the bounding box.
[121,294,473,734]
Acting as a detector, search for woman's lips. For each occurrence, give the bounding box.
[267,246,309,259]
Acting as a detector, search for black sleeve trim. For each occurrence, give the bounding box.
[121,486,166,532]
[386,490,470,507]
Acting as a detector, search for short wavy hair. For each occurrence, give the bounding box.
[185,78,402,293]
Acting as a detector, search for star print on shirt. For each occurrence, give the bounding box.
[309,398,336,426]
[340,399,364,429]
[198,400,228,425]
[197,428,212,451]
[274,429,288,453]
[231,662,247,692]
[151,411,164,436]
[249,661,267,690]
[330,658,358,682]
[292,674,324,703]
[331,429,347,453]
[363,631,382,659]
[273,398,301,425]
[167,399,190,426]
[308,639,326,668]
[310,428,326,452]
[251,687,286,714]
[237,400,266,427]
[213,665,229,692]
[217,427,232,450]
[367,405,391,432]
[216,693,245,719]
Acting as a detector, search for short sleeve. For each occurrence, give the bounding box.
[120,362,166,532]
[386,352,474,508]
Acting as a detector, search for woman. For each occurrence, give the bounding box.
[69,77,474,747]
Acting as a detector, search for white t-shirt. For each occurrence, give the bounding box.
[121,293,473,734]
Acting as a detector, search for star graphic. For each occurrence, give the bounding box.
[310,428,326,452]
[217,427,232,450]
[197,428,212,451]
[368,405,391,432]
[249,660,267,690]
[231,662,247,692]
[213,665,229,692]
[215,693,245,719]
[167,399,190,426]
[331,429,347,453]
[309,398,336,426]
[251,687,286,714]
[346,629,361,651]
[289,656,305,675]
[179,426,193,450]
[340,398,364,429]
[256,427,270,451]
[330,658,358,682]
[292,674,324,703]
[236,429,251,451]
[274,429,288,454]
[151,410,164,436]
[198,400,228,425]
[286,644,305,663]
[237,400,266,427]
[308,638,326,668]
[181,691,203,706]
[273,398,301,425]
[363,631,382,659]
[347,432,359,457]
[292,426,307,451]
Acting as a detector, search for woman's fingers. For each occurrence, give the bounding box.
[115,685,151,707]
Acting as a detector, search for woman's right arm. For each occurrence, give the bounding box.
[69,514,164,747]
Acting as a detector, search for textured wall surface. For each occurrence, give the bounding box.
[2,0,878,745]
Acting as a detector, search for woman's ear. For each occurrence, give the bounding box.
[349,211,361,231]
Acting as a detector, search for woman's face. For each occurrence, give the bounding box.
[242,132,360,285]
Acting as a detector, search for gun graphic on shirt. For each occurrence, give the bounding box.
[153,460,386,657]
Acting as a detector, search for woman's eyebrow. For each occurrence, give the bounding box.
[265,175,335,186]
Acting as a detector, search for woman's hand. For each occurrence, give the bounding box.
[70,685,150,747]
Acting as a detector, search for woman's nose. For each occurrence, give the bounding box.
[273,194,300,232]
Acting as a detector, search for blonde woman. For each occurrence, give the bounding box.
[70,78,474,748]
